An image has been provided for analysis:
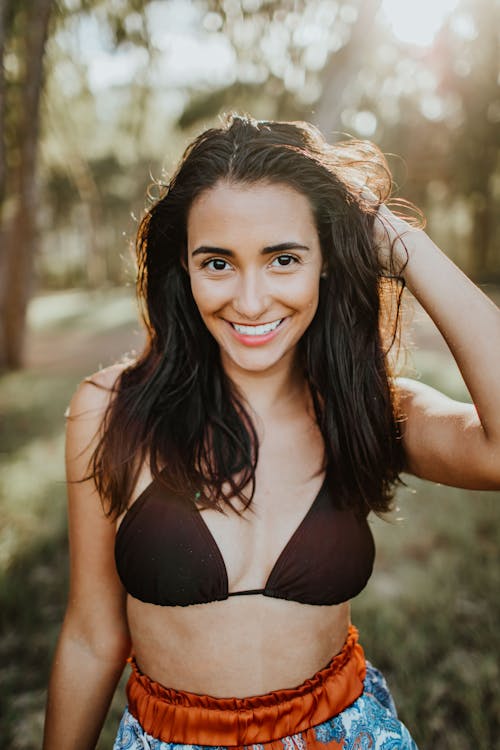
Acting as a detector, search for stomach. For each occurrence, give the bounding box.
[126,594,351,697]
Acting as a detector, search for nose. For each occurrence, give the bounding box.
[232,268,271,321]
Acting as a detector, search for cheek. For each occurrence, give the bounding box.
[298,279,322,326]
[286,274,321,312]
[189,278,227,316]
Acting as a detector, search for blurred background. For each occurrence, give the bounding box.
[0,0,499,747]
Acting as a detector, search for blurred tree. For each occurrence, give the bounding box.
[311,0,381,136]
[365,0,500,278]
[184,0,382,126]
[437,0,500,280]
[0,0,153,369]
[0,0,53,370]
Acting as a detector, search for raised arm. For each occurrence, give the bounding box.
[43,367,131,750]
[377,205,500,490]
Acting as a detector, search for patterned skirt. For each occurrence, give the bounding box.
[113,626,418,750]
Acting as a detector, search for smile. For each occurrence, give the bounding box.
[229,319,283,336]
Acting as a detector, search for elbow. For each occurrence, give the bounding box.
[89,631,132,665]
[60,612,132,665]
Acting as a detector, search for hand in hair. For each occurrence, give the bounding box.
[374,203,417,276]
[361,186,423,277]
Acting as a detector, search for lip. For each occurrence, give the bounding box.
[228,318,283,328]
[225,317,288,346]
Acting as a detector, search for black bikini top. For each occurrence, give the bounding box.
[114,469,375,607]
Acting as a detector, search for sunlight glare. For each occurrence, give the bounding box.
[381,0,459,47]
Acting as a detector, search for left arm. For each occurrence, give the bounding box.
[378,207,500,490]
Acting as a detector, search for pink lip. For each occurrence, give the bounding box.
[225,318,287,347]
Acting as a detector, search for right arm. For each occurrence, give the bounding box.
[43,367,131,750]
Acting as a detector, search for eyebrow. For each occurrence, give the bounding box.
[191,241,310,258]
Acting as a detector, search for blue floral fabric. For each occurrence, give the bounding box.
[113,662,418,750]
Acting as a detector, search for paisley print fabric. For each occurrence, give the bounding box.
[113,663,418,750]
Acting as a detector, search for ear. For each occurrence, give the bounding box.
[180,250,189,273]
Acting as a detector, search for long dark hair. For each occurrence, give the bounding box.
[90,113,413,518]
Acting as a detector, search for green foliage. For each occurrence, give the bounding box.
[354,480,500,747]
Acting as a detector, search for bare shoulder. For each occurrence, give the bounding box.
[65,361,133,481]
[67,361,132,419]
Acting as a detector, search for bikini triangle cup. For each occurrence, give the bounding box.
[114,469,375,607]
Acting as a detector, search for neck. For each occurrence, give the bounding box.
[220,350,309,420]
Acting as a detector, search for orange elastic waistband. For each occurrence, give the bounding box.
[125,624,366,745]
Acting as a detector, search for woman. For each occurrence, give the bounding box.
[43,113,500,749]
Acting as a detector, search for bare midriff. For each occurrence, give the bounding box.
[127,595,351,698]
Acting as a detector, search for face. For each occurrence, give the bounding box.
[186,180,323,378]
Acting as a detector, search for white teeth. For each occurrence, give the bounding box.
[232,319,283,336]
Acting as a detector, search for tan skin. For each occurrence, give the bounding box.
[43,180,500,750]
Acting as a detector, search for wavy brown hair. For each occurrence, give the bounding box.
[89,112,416,519]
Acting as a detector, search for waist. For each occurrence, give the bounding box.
[127,594,351,696]
[126,623,366,745]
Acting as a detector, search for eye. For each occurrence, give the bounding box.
[202,258,231,272]
[271,254,300,267]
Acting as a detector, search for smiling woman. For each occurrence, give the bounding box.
[186,182,323,373]
[43,112,500,750]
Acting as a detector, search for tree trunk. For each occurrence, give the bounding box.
[0,0,53,370]
[313,0,382,138]
[0,0,6,206]
[0,0,8,325]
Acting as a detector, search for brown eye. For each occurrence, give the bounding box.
[203,258,230,271]
[272,254,299,267]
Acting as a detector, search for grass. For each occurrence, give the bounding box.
[353,482,500,748]
[1,287,499,748]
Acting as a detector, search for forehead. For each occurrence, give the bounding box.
[187,181,317,245]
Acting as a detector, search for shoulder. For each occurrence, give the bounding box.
[65,362,133,478]
[66,361,132,419]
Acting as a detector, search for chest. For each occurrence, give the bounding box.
[197,417,327,591]
[115,422,375,607]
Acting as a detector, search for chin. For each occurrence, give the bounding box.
[233,358,282,374]
[220,345,295,376]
